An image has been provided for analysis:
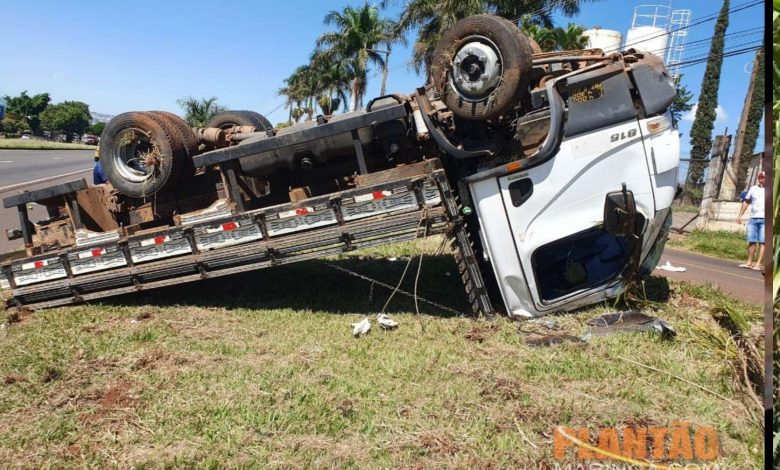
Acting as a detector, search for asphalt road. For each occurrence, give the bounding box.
[0,149,94,253]
[0,149,94,187]
[654,247,764,305]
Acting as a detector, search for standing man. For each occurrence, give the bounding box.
[93,149,107,185]
[736,171,765,270]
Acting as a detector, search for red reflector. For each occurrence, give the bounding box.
[91,249,103,257]
[222,222,238,231]
[372,191,385,200]
[295,208,309,215]
[154,236,166,245]
[34,261,44,269]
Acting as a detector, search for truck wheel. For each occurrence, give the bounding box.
[206,111,273,131]
[144,111,198,181]
[150,111,199,157]
[100,112,184,198]
[430,14,534,121]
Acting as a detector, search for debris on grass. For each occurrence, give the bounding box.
[351,317,371,337]
[582,311,676,340]
[377,313,398,330]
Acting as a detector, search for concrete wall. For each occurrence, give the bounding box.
[702,201,746,232]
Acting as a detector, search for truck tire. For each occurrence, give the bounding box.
[206,111,273,131]
[100,112,184,198]
[430,14,534,121]
[150,111,199,157]
[144,111,198,181]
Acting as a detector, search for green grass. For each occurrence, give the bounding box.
[0,139,94,150]
[0,240,763,467]
[667,229,748,261]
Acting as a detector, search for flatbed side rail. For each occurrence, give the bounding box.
[2,164,494,314]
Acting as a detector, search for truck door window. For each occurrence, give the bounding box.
[532,228,628,302]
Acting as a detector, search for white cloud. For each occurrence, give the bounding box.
[682,103,728,123]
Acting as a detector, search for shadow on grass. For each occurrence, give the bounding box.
[102,255,470,318]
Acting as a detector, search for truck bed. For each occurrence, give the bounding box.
[1,160,494,316]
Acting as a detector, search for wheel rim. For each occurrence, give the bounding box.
[112,128,158,183]
[449,36,503,100]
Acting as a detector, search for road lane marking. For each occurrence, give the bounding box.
[52,157,62,160]
[0,161,13,163]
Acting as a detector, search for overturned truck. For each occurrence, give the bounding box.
[0,15,680,318]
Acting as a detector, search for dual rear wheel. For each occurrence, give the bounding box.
[100,110,271,198]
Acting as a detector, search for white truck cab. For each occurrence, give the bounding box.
[468,53,680,318]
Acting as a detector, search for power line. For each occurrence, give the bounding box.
[677,44,762,70]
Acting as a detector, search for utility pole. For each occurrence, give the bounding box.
[718,47,762,200]
[696,132,731,230]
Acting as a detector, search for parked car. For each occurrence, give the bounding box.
[82,134,98,145]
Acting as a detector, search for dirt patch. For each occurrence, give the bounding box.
[5,306,33,325]
[418,431,460,455]
[100,381,137,409]
[464,324,497,343]
[3,374,26,385]
[80,381,138,423]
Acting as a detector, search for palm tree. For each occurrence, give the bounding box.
[278,65,316,123]
[176,97,228,127]
[316,3,400,111]
[520,17,556,51]
[385,0,601,73]
[551,23,588,51]
[390,0,484,74]
[310,52,352,115]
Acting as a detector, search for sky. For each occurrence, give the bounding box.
[0,0,766,168]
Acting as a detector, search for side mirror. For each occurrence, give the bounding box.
[603,184,636,236]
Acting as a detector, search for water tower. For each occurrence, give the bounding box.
[583,27,623,53]
[625,4,691,81]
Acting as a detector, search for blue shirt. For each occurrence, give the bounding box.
[93,161,107,185]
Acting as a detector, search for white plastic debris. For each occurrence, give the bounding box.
[387,257,398,262]
[656,260,686,272]
[351,317,371,337]
[377,313,399,330]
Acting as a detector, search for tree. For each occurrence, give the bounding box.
[685,0,730,189]
[670,76,694,125]
[734,47,764,193]
[86,122,106,137]
[176,97,228,127]
[387,0,600,73]
[2,91,50,135]
[1,113,30,136]
[519,18,556,51]
[551,23,588,50]
[521,21,587,51]
[39,101,91,141]
[317,3,400,111]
